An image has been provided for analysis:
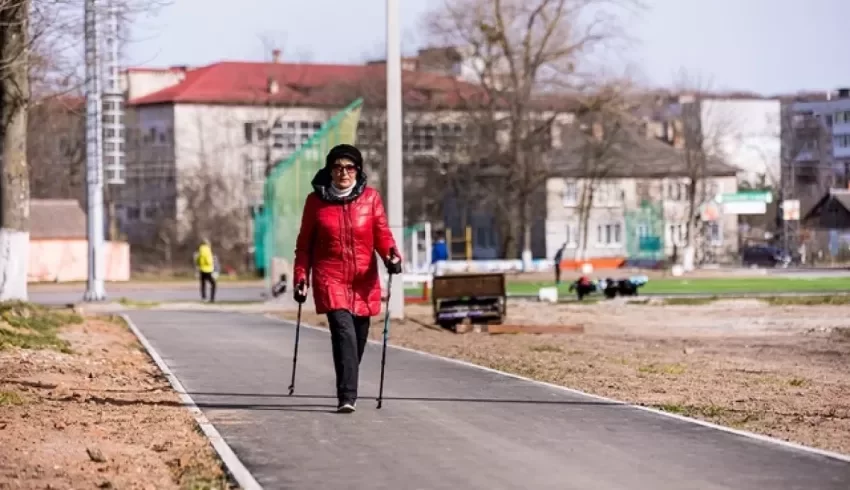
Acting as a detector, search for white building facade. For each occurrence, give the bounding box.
[700,98,781,186]
[545,174,739,265]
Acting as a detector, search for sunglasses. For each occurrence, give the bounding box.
[331,163,358,174]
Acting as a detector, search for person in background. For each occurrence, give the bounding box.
[292,143,402,414]
[195,238,217,303]
[553,242,566,285]
[431,230,449,276]
[271,273,288,297]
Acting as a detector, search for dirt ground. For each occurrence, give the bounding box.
[0,313,230,490]
[281,299,850,456]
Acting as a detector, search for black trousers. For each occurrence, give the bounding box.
[327,310,370,404]
[200,272,216,302]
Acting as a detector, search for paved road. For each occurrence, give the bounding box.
[126,310,850,490]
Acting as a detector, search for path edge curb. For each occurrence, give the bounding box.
[268,314,850,464]
[121,314,263,490]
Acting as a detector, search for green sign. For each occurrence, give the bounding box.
[715,191,772,204]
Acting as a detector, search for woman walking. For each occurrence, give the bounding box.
[293,144,402,413]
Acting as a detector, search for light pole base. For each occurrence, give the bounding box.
[83,281,107,302]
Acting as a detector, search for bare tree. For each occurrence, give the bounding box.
[0,0,170,298]
[0,0,32,300]
[135,105,252,270]
[27,95,86,201]
[777,97,834,256]
[423,0,643,259]
[668,72,740,270]
[559,85,640,259]
[248,38,318,179]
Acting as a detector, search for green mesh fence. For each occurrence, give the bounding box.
[624,201,666,261]
[260,98,364,288]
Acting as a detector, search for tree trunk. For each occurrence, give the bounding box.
[0,0,32,301]
[683,177,698,271]
[576,182,595,262]
[498,207,519,259]
[519,193,532,267]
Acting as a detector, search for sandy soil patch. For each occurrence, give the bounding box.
[0,308,231,490]
[281,299,850,455]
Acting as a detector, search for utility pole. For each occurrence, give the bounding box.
[780,101,807,255]
[84,0,106,301]
[386,0,404,318]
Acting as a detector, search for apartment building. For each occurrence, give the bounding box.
[783,88,850,210]
[641,94,780,186]
[545,139,740,265]
[117,58,492,245]
[117,50,582,256]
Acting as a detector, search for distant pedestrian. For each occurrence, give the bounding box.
[195,238,217,303]
[431,230,449,276]
[293,143,402,414]
[553,243,566,285]
[271,273,288,297]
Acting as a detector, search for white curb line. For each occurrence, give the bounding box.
[269,313,850,464]
[122,314,263,490]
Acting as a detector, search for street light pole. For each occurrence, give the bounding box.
[386,0,404,319]
[84,0,106,301]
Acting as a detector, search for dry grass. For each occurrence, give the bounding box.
[281,300,850,455]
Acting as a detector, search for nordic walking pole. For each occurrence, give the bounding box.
[288,297,303,396]
[377,272,392,409]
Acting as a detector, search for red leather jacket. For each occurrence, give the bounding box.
[293,169,400,316]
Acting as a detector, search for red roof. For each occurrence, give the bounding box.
[127,61,486,109]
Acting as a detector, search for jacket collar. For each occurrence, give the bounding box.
[311,167,367,204]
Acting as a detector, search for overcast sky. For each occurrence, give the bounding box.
[125,0,850,95]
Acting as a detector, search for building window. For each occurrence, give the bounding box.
[834,134,850,148]
[246,119,322,151]
[244,121,267,144]
[142,202,159,222]
[596,223,622,246]
[666,180,689,201]
[405,124,437,153]
[106,167,124,184]
[562,180,577,206]
[243,156,264,182]
[708,222,722,244]
[565,222,579,248]
[667,223,687,246]
[593,181,623,207]
[126,206,140,221]
[707,180,723,199]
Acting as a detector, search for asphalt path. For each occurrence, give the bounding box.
[125,309,850,490]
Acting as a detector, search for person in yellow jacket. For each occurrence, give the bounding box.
[195,239,217,302]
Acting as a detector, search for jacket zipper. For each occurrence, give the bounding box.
[344,202,355,309]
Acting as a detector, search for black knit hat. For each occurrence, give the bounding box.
[325,144,363,169]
